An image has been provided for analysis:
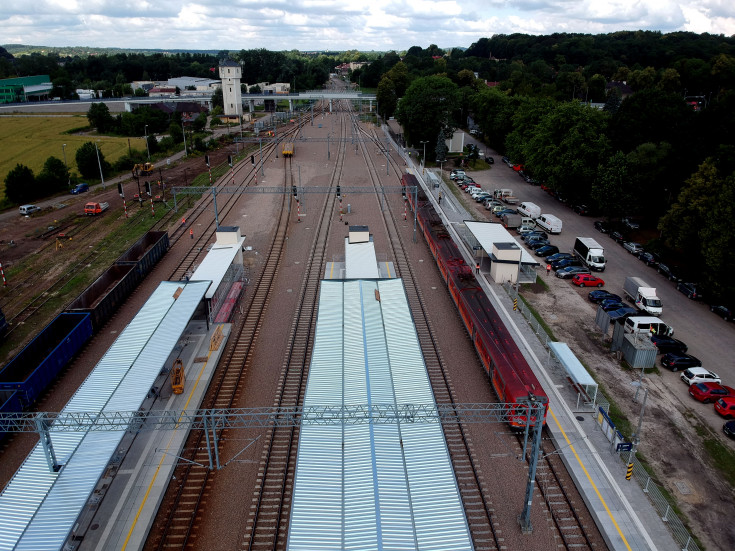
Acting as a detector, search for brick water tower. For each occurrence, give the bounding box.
[219,59,243,118]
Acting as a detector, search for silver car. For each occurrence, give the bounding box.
[623,241,644,255]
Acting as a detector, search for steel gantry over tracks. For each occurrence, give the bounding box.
[0,401,546,532]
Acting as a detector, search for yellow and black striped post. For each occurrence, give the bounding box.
[513,297,518,311]
[626,463,634,480]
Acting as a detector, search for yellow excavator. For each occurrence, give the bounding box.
[171,358,185,394]
[132,162,155,178]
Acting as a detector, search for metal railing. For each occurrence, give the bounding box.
[502,282,701,551]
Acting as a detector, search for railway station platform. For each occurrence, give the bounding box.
[75,320,231,551]
[399,153,679,551]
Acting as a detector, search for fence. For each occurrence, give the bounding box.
[502,282,701,551]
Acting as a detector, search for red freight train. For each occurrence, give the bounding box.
[401,173,548,427]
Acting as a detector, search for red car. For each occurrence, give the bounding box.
[715,396,735,418]
[572,274,605,287]
[689,383,735,403]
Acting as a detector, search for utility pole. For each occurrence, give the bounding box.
[95,141,105,189]
[144,125,150,160]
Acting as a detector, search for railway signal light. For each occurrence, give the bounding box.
[251,155,255,165]
[336,185,341,197]
[228,155,233,166]
[117,183,124,198]
[205,155,210,167]
[292,185,298,197]
[145,181,151,195]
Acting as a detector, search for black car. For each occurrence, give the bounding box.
[552,258,581,271]
[710,305,733,322]
[724,420,735,440]
[677,281,702,300]
[650,334,688,355]
[610,231,625,243]
[535,245,560,257]
[638,252,660,267]
[601,301,625,312]
[588,290,622,304]
[485,156,494,164]
[528,240,551,250]
[660,352,702,372]
[501,156,510,164]
[546,252,573,263]
[657,263,679,282]
[522,231,548,242]
[573,204,591,215]
[594,220,610,233]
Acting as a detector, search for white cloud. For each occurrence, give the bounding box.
[1,0,734,51]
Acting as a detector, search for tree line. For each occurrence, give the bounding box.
[363,32,735,304]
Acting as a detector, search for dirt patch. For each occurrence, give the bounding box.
[522,283,735,551]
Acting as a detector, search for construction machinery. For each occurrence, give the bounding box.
[171,358,185,394]
[132,162,155,177]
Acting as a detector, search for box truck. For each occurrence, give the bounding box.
[623,276,662,315]
[573,237,606,271]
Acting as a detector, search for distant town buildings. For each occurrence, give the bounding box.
[0,75,53,103]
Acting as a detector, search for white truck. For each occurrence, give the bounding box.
[573,237,606,271]
[624,316,674,336]
[501,214,534,230]
[623,276,662,315]
[517,202,541,219]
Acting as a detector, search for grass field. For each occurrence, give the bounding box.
[0,115,146,197]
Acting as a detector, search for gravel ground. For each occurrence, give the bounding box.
[1,115,603,551]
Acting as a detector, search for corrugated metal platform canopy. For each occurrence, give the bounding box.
[548,342,598,404]
[344,237,380,279]
[0,281,210,551]
[190,240,245,299]
[465,221,539,265]
[287,278,472,551]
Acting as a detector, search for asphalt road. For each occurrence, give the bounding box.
[468,144,735,430]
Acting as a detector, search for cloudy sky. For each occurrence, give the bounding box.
[4,0,735,52]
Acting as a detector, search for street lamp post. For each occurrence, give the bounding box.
[62,143,69,187]
[144,125,150,160]
[182,125,188,157]
[420,140,428,175]
[95,141,105,189]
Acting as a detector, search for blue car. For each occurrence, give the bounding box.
[70,183,89,194]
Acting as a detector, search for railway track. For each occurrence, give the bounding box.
[241,106,349,550]
[356,122,502,550]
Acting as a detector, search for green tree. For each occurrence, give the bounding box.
[524,101,611,202]
[435,129,448,161]
[395,76,460,156]
[169,122,184,144]
[4,164,36,203]
[75,142,104,180]
[36,156,70,194]
[591,151,634,217]
[191,111,208,132]
[87,102,114,133]
[384,62,410,97]
[211,87,223,109]
[376,77,397,120]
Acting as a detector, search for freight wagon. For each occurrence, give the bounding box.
[115,230,169,281]
[401,173,548,427]
[0,312,92,411]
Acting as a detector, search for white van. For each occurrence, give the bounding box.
[536,213,562,234]
[517,202,541,219]
[19,204,42,215]
[624,316,674,336]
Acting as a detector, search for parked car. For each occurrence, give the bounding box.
[485,156,494,165]
[572,204,591,215]
[546,252,574,263]
[556,266,591,279]
[19,204,42,215]
[715,397,735,419]
[495,208,517,218]
[650,334,688,354]
[681,366,721,385]
[70,182,89,194]
[501,156,510,164]
[521,231,548,242]
[710,305,733,321]
[528,240,551,251]
[552,258,582,271]
[724,420,735,439]
[623,241,644,255]
[474,193,492,203]
[638,252,660,267]
[660,352,702,372]
[657,263,680,281]
[589,290,622,304]
[594,220,610,233]
[610,231,625,243]
[601,301,626,312]
[622,217,640,230]
[689,383,735,403]
[677,281,702,300]
[572,274,605,287]
[535,245,560,257]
